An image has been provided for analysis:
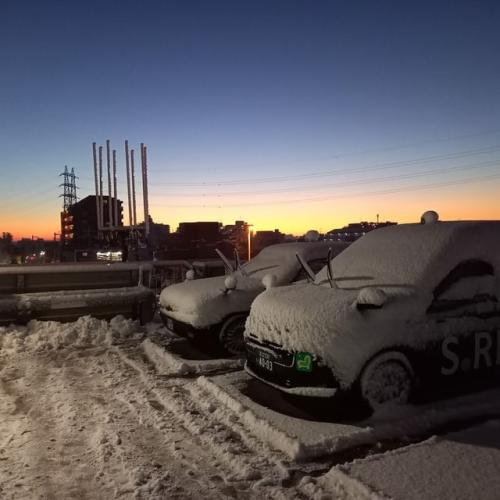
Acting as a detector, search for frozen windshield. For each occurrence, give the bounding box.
[315,223,459,289]
[240,250,286,280]
[239,242,331,283]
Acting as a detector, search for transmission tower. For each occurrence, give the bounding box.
[59,166,79,210]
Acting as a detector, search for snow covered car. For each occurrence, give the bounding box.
[159,242,348,353]
[244,214,500,409]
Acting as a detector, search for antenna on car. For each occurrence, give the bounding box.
[296,253,316,284]
[326,247,338,289]
[215,248,234,274]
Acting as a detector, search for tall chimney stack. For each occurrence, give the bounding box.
[131,149,137,227]
[98,146,104,231]
[106,140,112,228]
[92,142,101,233]
[112,149,118,228]
[141,143,150,237]
[125,140,132,227]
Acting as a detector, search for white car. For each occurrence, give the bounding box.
[159,241,348,353]
[244,213,500,410]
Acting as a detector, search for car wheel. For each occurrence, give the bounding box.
[219,315,247,355]
[359,351,414,410]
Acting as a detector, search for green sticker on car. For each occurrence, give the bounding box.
[295,352,313,372]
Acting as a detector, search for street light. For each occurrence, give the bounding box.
[246,224,253,261]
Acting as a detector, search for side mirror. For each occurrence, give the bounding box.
[224,275,237,294]
[262,274,277,290]
[356,287,387,311]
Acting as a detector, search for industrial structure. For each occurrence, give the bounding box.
[91,140,150,243]
[58,139,154,261]
[59,166,79,245]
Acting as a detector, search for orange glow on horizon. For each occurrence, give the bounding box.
[5,181,500,240]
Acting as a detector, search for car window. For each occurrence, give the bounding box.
[428,260,496,313]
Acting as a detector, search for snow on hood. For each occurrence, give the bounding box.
[246,282,358,355]
[245,282,429,387]
[159,274,263,328]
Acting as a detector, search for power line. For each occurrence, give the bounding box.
[155,145,500,187]
[149,171,500,208]
[148,159,498,198]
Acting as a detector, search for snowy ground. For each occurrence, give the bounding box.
[0,317,328,499]
[1,316,500,499]
[197,371,500,460]
[142,330,243,376]
[323,419,500,500]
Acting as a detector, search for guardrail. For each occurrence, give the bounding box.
[0,262,156,294]
[0,259,228,325]
[0,262,157,325]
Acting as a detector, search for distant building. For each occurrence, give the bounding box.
[149,220,170,249]
[325,221,397,242]
[222,220,249,258]
[161,221,223,259]
[252,229,285,255]
[60,195,124,261]
[61,195,123,248]
[177,222,222,245]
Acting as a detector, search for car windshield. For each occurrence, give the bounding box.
[240,250,284,280]
[315,223,456,289]
[239,244,308,281]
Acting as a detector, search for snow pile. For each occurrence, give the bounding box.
[0,315,141,354]
[322,419,500,500]
[142,338,243,376]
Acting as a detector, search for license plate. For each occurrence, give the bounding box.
[257,354,273,372]
[166,318,174,331]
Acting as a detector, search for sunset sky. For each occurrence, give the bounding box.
[1,0,499,239]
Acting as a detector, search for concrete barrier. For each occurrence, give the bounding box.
[0,263,155,325]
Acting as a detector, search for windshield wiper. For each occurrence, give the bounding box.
[296,253,316,284]
[215,248,234,274]
[233,248,247,276]
[326,247,338,289]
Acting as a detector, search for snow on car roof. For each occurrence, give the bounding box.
[317,221,500,290]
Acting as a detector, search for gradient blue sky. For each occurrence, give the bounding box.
[1,0,499,238]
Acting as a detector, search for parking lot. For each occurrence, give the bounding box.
[2,316,499,499]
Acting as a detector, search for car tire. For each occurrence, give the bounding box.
[219,314,247,355]
[359,351,414,410]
